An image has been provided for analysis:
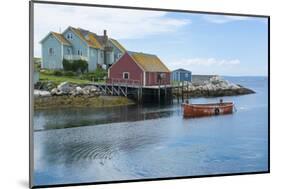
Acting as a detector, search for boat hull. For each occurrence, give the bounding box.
[183,102,234,118]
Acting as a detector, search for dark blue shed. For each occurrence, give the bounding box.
[172,68,192,82]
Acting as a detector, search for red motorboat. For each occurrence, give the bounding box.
[182,100,234,118]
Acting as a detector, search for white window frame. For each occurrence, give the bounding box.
[67,48,71,55]
[67,33,73,40]
[160,73,166,78]
[123,72,129,80]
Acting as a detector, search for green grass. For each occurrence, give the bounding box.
[40,72,92,85]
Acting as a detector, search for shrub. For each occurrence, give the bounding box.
[54,70,63,76]
[76,59,88,74]
[63,71,76,76]
[62,59,88,73]
[94,67,107,79]
[77,68,107,82]
[62,59,73,71]
[40,69,55,75]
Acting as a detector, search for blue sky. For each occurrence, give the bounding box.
[34,4,268,76]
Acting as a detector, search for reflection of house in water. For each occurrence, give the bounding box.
[108,51,171,86]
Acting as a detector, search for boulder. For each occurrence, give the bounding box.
[83,85,98,93]
[57,82,74,94]
[176,75,255,98]
[50,88,57,95]
[34,90,51,97]
[50,88,63,96]
[75,86,84,96]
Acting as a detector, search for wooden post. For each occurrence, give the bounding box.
[111,82,114,96]
[181,81,184,102]
[186,82,189,100]
[140,84,143,103]
[126,83,128,96]
[137,86,140,103]
[158,84,161,103]
[177,81,180,103]
[164,84,167,103]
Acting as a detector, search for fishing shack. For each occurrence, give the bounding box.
[108,51,171,86]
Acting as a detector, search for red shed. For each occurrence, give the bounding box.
[108,51,171,86]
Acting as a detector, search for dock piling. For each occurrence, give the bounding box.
[93,80,175,104]
[158,84,161,103]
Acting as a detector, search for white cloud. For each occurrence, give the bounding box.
[34,4,191,56]
[170,58,240,67]
[166,58,241,75]
[203,15,251,24]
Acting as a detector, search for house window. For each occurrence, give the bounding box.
[185,73,189,77]
[67,33,73,40]
[157,73,166,82]
[123,72,129,80]
[48,48,54,56]
[77,50,82,56]
[67,48,71,55]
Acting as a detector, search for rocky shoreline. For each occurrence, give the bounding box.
[34,95,135,110]
[34,76,255,109]
[34,82,135,109]
[174,76,255,98]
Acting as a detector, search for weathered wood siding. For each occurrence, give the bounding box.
[146,72,171,86]
[109,53,143,85]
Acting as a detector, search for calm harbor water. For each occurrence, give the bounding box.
[33,76,268,186]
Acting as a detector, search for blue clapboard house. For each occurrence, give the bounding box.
[172,68,192,82]
[40,26,126,71]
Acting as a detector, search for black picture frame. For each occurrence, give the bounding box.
[29,1,270,188]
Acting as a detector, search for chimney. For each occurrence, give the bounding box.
[103,29,108,69]
[103,29,108,43]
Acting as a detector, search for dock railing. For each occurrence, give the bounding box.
[106,78,141,86]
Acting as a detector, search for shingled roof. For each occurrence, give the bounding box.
[69,27,126,52]
[41,26,126,53]
[40,32,72,46]
[109,38,126,53]
[51,32,72,46]
[69,27,103,49]
[128,51,170,72]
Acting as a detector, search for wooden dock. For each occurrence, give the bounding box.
[92,80,189,104]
